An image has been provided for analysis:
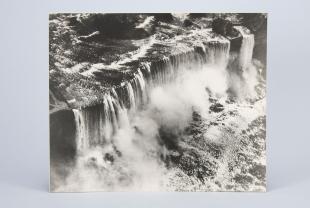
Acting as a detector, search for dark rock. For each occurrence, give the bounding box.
[188,13,214,19]
[184,19,202,29]
[237,13,267,33]
[229,36,242,52]
[169,151,181,164]
[210,122,218,126]
[183,19,193,27]
[194,45,206,55]
[50,110,76,162]
[179,152,199,176]
[104,153,115,163]
[92,70,126,85]
[209,103,224,113]
[158,127,180,150]
[212,18,234,36]
[151,13,174,22]
[233,174,253,185]
[125,28,150,39]
[67,16,80,26]
[178,150,217,182]
[192,111,202,122]
[249,164,266,180]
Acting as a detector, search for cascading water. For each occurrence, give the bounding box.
[234,26,255,70]
[72,93,123,153]
[72,109,89,153]
[71,38,231,152]
[63,30,264,192]
[131,69,147,108]
[49,12,269,193]
[205,40,230,68]
[126,82,136,109]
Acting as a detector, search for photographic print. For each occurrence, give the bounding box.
[49,13,267,192]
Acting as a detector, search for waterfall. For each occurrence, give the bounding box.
[72,109,89,153]
[72,38,232,152]
[234,26,255,70]
[62,31,265,192]
[134,69,147,106]
[49,12,268,192]
[205,40,230,68]
[72,93,123,152]
[126,82,136,109]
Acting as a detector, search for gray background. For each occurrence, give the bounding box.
[0,0,309,207]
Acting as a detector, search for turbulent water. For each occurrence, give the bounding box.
[50,26,266,192]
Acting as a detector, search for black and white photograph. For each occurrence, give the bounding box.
[49,13,267,192]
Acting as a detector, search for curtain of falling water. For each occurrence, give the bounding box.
[234,26,255,70]
[72,39,232,154]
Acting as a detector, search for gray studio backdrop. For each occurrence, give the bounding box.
[0,0,309,207]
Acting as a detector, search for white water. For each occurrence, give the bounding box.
[136,16,154,29]
[234,26,255,71]
[126,82,136,109]
[54,30,264,191]
[72,109,89,153]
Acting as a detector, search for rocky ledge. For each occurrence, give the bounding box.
[49,13,267,113]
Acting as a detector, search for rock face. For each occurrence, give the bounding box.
[50,110,76,162]
[151,13,174,22]
[212,18,234,36]
[210,103,224,113]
